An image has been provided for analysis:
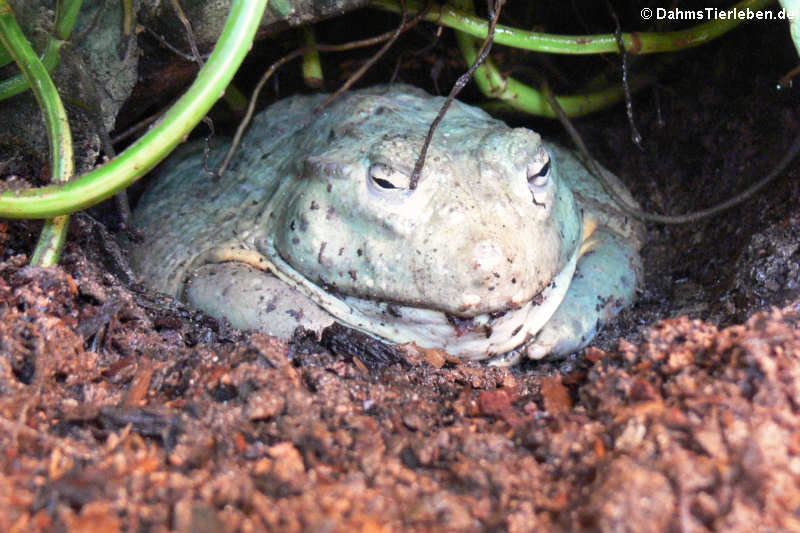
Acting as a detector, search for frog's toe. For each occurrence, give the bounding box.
[526,228,641,360]
[486,348,524,367]
[185,262,334,339]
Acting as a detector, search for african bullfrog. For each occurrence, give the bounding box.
[129,84,644,365]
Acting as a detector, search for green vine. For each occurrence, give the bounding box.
[0,0,83,101]
[0,0,74,265]
[373,0,775,55]
[384,0,777,116]
[0,0,268,220]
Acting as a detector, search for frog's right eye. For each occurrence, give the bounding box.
[368,163,410,190]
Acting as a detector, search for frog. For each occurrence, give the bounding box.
[129,84,644,365]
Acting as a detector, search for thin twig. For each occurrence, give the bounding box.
[200,116,215,175]
[70,52,134,226]
[393,19,444,88]
[72,0,107,44]
[315,0,411,112]
[130,15,429,165]
[216,5,429,176]
[409,0,505,189]
[111,109,163,145]
[777,63,800,89]
[607,1,642,148]
[215,49,305,176]
[542,82,800,224]
[171,0,204,68]
[144,26,209,62]
[171,0,216,177]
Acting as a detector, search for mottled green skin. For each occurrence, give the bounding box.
[129,85,643,363]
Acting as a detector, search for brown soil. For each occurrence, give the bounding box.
[2,6,800,533]
[2,224,799,532]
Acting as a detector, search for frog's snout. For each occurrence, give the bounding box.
[456,237,530,311]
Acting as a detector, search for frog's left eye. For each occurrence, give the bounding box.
[526,148,553,206]
[527,150,551,187]
[368,163,410,191]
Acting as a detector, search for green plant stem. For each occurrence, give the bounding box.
[0,37,64,99]
[31,217,70,265]
[0,0,75,265]
[0,0,268,219]
[222,83,248,111]
[300,26,323,88]
[122,0,133,35]
[457,28,628,117]
[0,16,73,183]
[450,0,621,116]
[373,0,775,55]
[0,32,10,65]
[54,0,84,39]
[0,0,82,99]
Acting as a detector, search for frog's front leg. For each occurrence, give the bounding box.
[183,247,334,339]
[524,226,641,360]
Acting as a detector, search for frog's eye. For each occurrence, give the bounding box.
[526,148,553,206]
[527,150,551,188]
[368,163,410,190]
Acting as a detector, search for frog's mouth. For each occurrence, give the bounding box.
[260,238,580,361]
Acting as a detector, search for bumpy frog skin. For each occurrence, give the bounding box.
[129,85,643,364]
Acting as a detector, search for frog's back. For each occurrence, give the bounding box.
[129,92,329,296]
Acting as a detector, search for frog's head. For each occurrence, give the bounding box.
[267,88,581,318]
